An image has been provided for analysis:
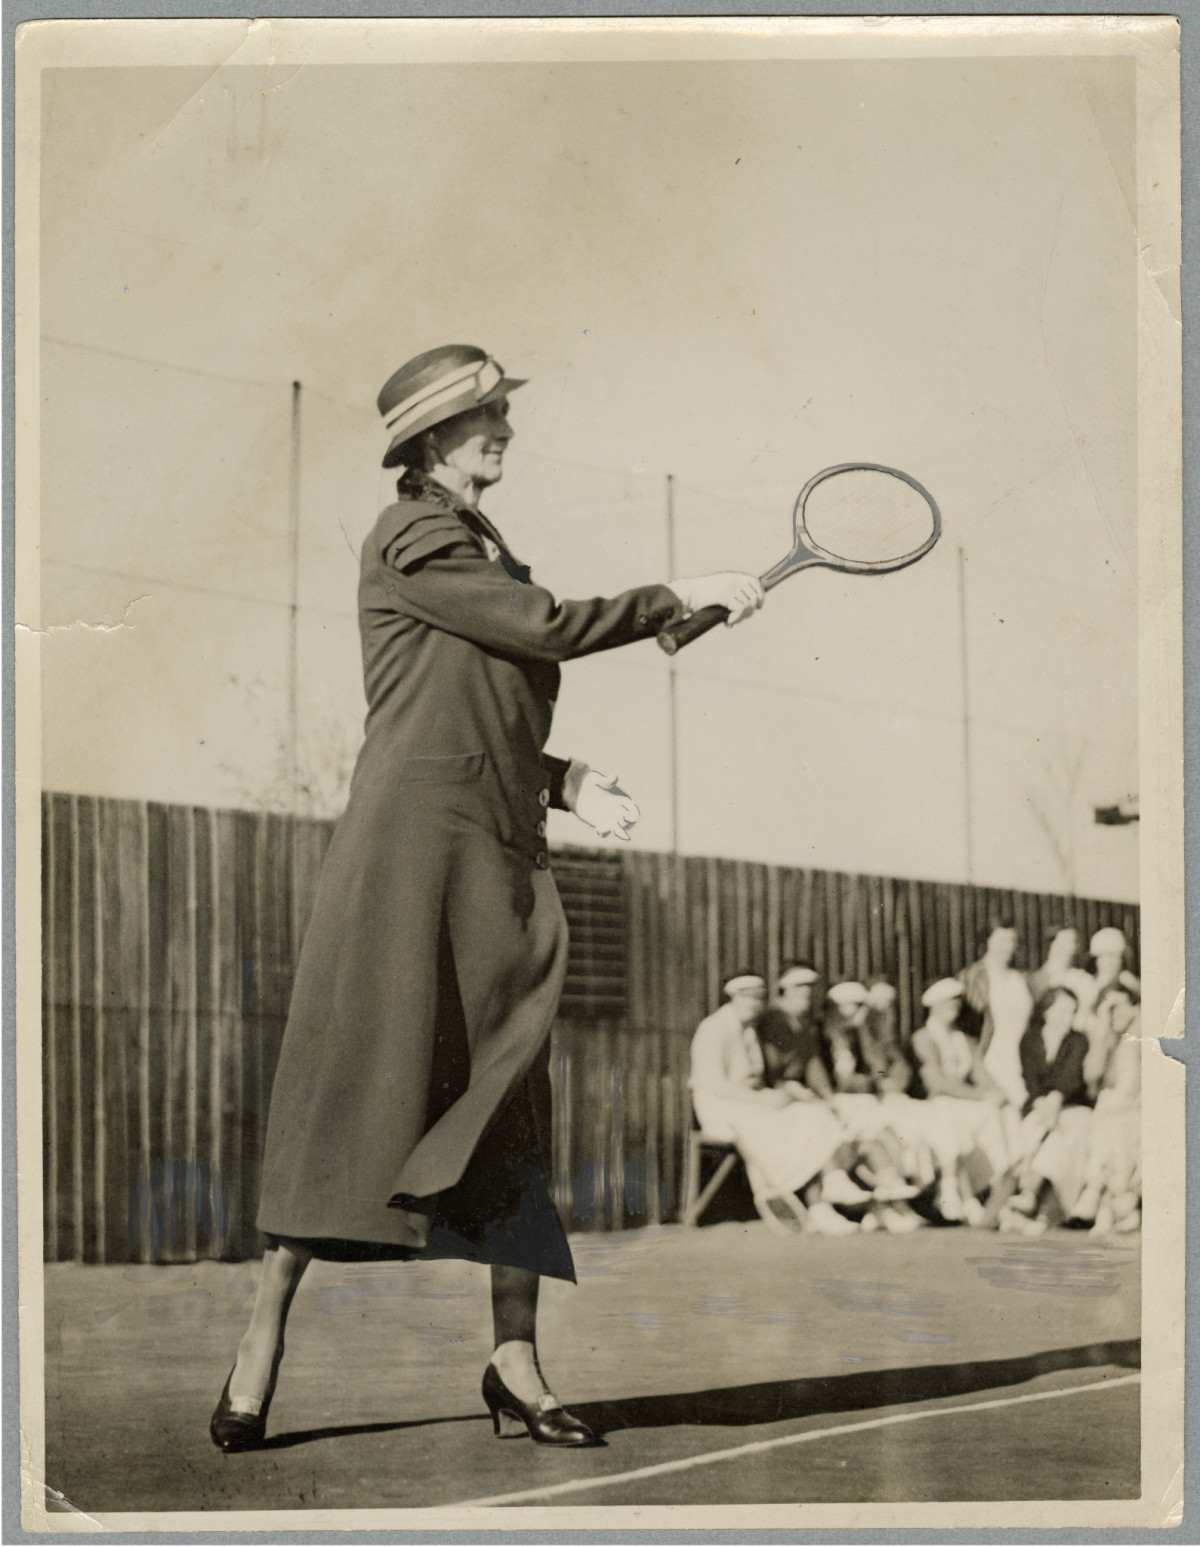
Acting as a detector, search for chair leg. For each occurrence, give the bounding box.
[685,1152,740,1227]
[681,1133,703,1225]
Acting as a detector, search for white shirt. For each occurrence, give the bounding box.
[689,1002,765,1096]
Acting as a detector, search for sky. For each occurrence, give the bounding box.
[35,47,1141,899]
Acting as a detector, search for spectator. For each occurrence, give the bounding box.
[910,979,1018,1226]
[1028,923,1093,1010]
[821,981,924,1232]
[688,972,857,1236]
[1001,986,1092,1232]
[757,964,883,1214]
[1069,981,1141,1234]
[860,979,912,1094]
[757,962,827,1089]
[959,918,1034,1112]
[1074,925,1133,1063]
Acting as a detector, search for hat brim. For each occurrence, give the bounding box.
[383,375,527,468]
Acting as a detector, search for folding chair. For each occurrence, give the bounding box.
[681,1118,745,1226]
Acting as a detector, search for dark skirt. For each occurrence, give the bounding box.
[255,764,575,1281]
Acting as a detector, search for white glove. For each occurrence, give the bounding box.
[564,764,640,841]
[668,572,763,626]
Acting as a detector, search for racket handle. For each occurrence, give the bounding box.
[657,604,731,655]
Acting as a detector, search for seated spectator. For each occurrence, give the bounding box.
[1069,980,1141,1234]
[821,981,924,1232]
[1002,986,1093,1232]
[688,972,858,1236]
[860,978,912,1095]
[756,963,884,1214]
[1075,926,1133,1067]
[757,962,827,1089]
[910,978,1019,1226]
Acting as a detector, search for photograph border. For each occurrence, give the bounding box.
[6,4,1192,1540]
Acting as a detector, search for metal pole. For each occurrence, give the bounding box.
[957,544,973,882]
[287,381,302,806]
[666,474,679,855]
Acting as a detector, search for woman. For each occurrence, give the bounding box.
[689,973,860,1236]
[909,978,1017,1225]
[1028,923,1093,1009]
[819,982,924,1232]
[211,344,763,1451]
[959,918,1034,1112]
[1002,985,1092,1231]
[1070,981,1141,1234]
[754,963,877,1221]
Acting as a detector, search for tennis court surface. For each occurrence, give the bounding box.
[43,1223,1139,1514]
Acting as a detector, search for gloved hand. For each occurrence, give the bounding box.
[564,763,640,841]
[667,572,764,626]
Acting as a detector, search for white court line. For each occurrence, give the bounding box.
[460,1372,1141,1508]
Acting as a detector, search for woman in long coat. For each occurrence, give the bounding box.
[210,344,762,1451]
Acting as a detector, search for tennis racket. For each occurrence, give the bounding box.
[657,462,942,655]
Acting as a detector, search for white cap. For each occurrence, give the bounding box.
[828,981,868,1006]
[778,966,818,990]
[724,974,766,997]
[1089,927,1127,957]
[922,977,964,1009]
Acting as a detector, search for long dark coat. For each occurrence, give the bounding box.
[255,470,681,1279]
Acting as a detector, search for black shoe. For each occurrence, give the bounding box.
[482,1362,603,1446]
[210,1349,281,1453]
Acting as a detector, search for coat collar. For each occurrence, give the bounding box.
[397,469,531,585]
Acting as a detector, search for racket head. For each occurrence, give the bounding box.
[763,463,941,587]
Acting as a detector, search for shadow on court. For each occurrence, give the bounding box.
[256,1337,1138,1451]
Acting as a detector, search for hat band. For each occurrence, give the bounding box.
[724,974,765,995]
[382,358,503,443]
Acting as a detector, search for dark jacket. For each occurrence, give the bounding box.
[255,471,682,1277]
[1018,1026,1089,1115]
[756,1007,827,1092]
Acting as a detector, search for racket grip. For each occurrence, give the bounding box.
[657,604,731,655]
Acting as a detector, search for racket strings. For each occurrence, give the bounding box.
[800,469,937,567]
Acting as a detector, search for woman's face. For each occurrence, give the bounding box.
[986,927,1018,965]
[730,986,767,1025]
[432,398,513,487]
[1050,928,1078,961]
[778,982,813,1017]
[1044,991,1076,1036]
[931,998,961,1029]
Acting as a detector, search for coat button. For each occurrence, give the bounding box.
[537,820,547,837]
[535,851,550,870]
[538,788,550,807]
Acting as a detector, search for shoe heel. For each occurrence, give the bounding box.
[493,1407,528,1439]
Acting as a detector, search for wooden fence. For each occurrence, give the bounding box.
[41,792,1139,1263]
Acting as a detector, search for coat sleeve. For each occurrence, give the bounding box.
[543,753,573,812]
[376,503,684,663]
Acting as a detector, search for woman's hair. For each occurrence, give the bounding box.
[1027,984,1079,1038]
[396,427,438,472]
[976,915,1017,956]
